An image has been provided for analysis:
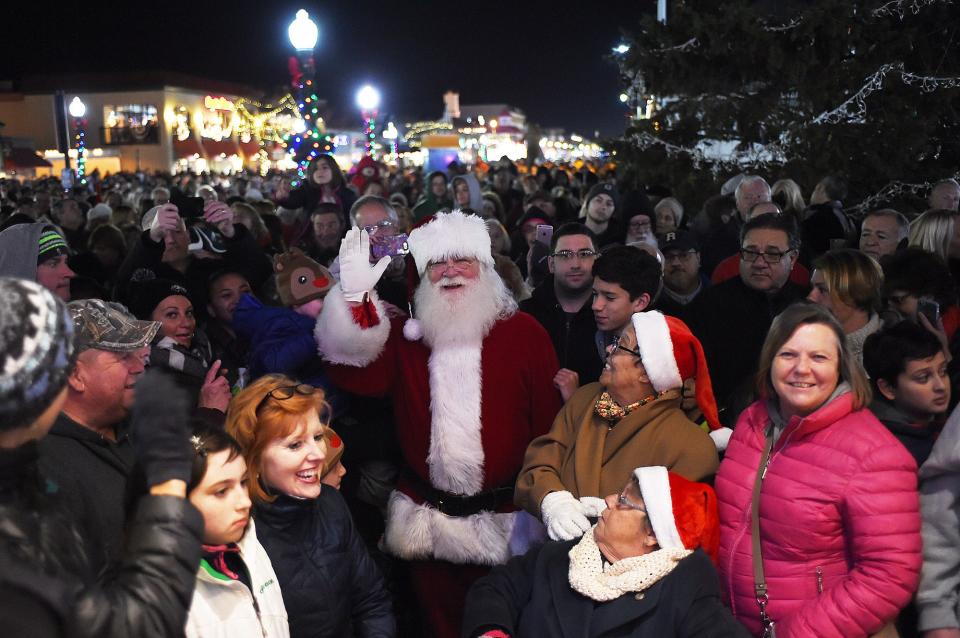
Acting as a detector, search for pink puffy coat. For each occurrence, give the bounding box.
[716,393,921,637]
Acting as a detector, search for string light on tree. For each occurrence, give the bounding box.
[356,84,381,156]
[68,96,87,185]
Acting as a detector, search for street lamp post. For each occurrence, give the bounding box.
[68,96,87,185]
[355,85,380,157]
[286,9,325,182]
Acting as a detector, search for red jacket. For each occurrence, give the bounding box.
[716,393,921,637]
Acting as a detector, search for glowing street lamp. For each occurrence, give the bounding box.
[288,10,319,51]
[68,97,87,185]
[355,85,381,112]
[356,85,381,156]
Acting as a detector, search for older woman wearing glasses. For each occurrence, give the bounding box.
[515,311,721,542]
[226,374,395,638]
[466,466,750,638]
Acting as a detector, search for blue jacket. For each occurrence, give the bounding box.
[232,294,345,415]
[253,488,395,638]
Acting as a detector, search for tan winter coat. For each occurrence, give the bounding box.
[515,383,719,518]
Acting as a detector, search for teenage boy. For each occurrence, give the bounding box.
[863,320,951,465]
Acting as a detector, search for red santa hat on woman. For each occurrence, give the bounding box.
[630,311,733,451]
[633,466,720,563]
[402,210,495,341]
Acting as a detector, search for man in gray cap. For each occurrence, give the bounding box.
[37,298,160,571]
[0,276,208,637]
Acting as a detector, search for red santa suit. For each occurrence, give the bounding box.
[314,211,562,636]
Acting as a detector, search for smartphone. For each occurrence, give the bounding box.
[535,224,554,247]
[918,298,940,326]
[370,233,410,260]
[170,190,205,219]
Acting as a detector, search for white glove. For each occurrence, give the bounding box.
[541,490,591,541]
[710,426,733,452]
[339,227,391,303]
[579,496,608,518]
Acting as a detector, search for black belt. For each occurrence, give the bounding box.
[402,470,515,517]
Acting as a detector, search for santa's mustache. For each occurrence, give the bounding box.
[436,275,468,288]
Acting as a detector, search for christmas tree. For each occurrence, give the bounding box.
[612,0,960,214]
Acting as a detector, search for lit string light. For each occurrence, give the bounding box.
[873,0,953,19]
[813,62,960,125]
[74,118,86,185]
[762,16,803,31]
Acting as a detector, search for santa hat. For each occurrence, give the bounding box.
[630,311,720,429]
[634,466,720,563]
[406,210,495,276]
[273,247,333,307]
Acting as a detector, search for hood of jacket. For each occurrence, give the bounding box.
[451,174,484,211]
[0,221,51,281]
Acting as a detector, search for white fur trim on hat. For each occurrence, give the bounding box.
[407,210,495,275]
[633,466,685,552]
[631,311,682,392]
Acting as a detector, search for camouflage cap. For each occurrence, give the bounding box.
[67,298,160,352]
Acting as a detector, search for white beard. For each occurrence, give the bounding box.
[414,264,517,348]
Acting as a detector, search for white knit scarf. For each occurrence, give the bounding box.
[567,528,691,602]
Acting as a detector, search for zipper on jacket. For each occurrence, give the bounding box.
[816,566,823,594]
[250,590,267,638]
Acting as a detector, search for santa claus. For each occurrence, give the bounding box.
[314,210,562,637]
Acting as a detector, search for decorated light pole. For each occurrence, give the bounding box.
[284,9,333,183]
[68,96,87,185]
[355,84,380,156]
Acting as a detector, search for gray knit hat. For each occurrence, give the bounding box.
[0,277,78,432]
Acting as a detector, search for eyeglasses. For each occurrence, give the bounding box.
[616,486,646,513]
[551,249,598,261]
[256,383,315,412]
[609,334,642,359]
[628,221,652,231]
[426,257,478,275]
[740,248,794,264]
[362,219,397,236]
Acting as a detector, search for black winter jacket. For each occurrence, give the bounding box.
[520,277,603,385]
[0,442,203,638]
[463,543,750,638]
[253,487,395,638]
[686,276,807,421]
[36,414,136,573]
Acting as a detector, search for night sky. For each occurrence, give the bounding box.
[1,1,651,139]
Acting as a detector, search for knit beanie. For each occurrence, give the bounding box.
[87,203,112,224]
[320,428,345,480]
[128,278,191,320]
[273,247,333,307]
[633,466,720,563]
[0,277,78,432]
[584,182,620,213]
[37,228,69,264]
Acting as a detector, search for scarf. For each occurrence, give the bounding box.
[202,543,241,580]
[568,528,691,602]
[594,391,662,424]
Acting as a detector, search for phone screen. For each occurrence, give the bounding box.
[535,224,554,246]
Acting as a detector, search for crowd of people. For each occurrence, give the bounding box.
[1,155,959,638]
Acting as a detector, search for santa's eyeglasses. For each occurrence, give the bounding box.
[426,257,477,275]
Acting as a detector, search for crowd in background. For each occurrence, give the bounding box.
[1,154,960,638]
